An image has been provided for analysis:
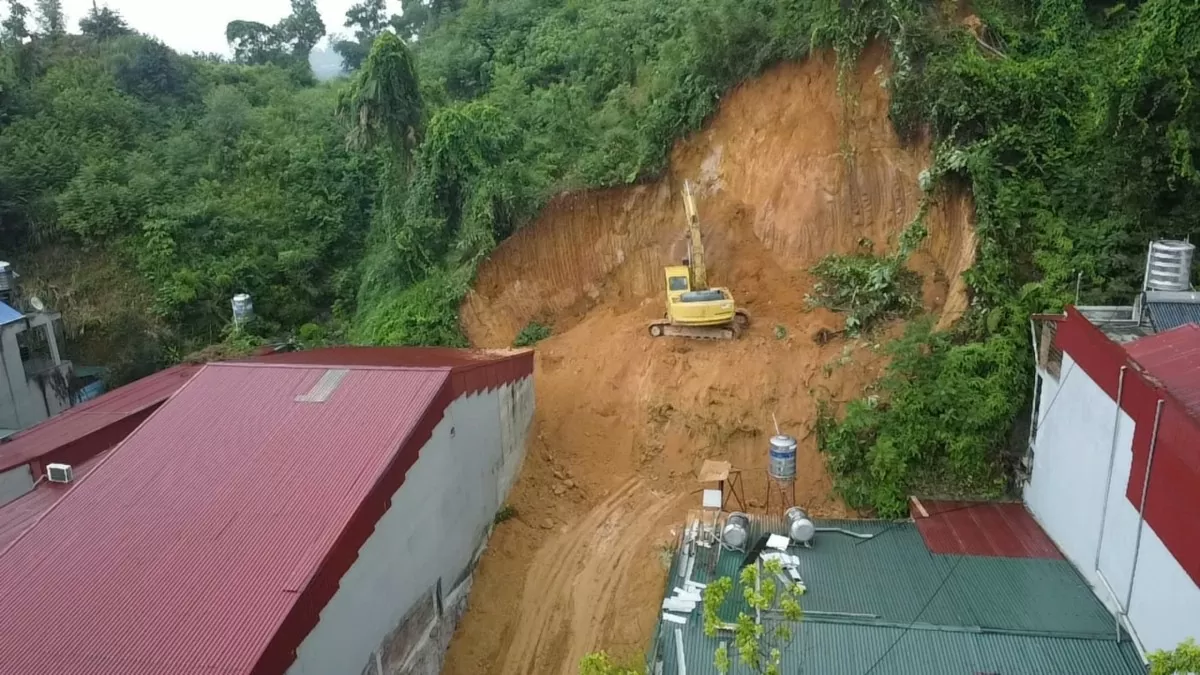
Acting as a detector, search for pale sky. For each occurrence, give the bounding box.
[60,0,402,55]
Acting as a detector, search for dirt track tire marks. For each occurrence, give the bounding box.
[498,478,676,675]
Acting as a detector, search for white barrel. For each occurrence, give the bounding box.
[769,435,797,481]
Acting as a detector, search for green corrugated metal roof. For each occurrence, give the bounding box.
[649,517,1146,675]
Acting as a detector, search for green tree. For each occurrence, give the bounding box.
[390,0,462,41]
[334,0,389,71]
[33,0,62,36]
[703,560,804,675]
[1149,638,1200,675]
[2,0,30,40]
[225,20,285,66]
[277,0,325,59]
[79,2,130,41]
[340,32,423,158]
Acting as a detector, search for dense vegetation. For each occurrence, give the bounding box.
[815,0,1200,515]
[3,0,1200,513]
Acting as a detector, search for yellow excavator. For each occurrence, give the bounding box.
[648,181,750,340]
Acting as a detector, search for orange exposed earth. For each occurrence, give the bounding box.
[443,45,976,675]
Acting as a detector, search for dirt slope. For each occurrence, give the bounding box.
[444,46,976,675]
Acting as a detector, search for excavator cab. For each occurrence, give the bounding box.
[662,265,737,325]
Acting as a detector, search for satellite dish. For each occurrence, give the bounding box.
[29,297,45,312]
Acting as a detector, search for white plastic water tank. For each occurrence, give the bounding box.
[1145,240,1195,291]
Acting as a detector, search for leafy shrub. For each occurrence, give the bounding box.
[809,254,921,336]
[1150,639,1200,675]
[579,652,639,675]
[817,320,1023,516]
[513,321,551,348]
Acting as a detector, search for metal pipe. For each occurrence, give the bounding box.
[754,559,762,627]
[1093,366,1127,573]
[1095,569,1125,641]
[1028,319,1042,457]
[814,527,874,539]
[1125,399,1165,614]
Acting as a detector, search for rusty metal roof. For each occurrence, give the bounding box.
[0,364,200,472]
[911,499,1064,559]
[0,356,510,674]
[1126,323,1200,417]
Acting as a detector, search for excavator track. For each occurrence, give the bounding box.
[648,309,751,341]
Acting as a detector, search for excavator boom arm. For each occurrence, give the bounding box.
[682,180,707,290]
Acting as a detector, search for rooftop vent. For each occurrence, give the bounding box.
[1144,240,1194,292]
[46,463,74,484]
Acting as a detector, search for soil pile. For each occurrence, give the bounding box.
[444,45,976,675]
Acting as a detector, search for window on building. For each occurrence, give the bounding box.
[1037,319,1063,379]
[17,324,55,377]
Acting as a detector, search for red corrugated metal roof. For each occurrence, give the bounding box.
[911,499,1064,559]
[0,451,110,550]
[0,365,200,472]
[252,346,535,399]
[0,362,454,675]
[252,345,529,369]
[0,346,535,675]
[1125,323,1200,418]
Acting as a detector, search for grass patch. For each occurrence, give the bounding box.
[494,504,518,524]
[513,321,552,347]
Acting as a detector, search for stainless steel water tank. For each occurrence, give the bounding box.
[785,506,815,544]
[0,262,12,293]
[232,293,254,324]
[1145,240,1195,291]
[722,512,750,549]
[769,435,797,481]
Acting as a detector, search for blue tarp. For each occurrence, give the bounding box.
[0,302,23,326]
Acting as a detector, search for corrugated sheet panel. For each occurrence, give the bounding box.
[651,516,1144,675]
[1146,301,1200,333]
[0,451,109,548]
[913,499,1064,559]
[0,364,200,471]
[0,363,451,675]
[252,346,534,399]
[0,301,23,326]
[1126,322,1200,415]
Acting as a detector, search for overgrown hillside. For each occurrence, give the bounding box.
[3,0,1200,514]
[0,1,380,381]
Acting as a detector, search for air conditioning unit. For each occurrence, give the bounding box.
[46,463,73,484]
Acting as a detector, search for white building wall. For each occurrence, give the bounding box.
[0,464,33,508]
[286,375,534,675]
[1025,354,1200,653]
